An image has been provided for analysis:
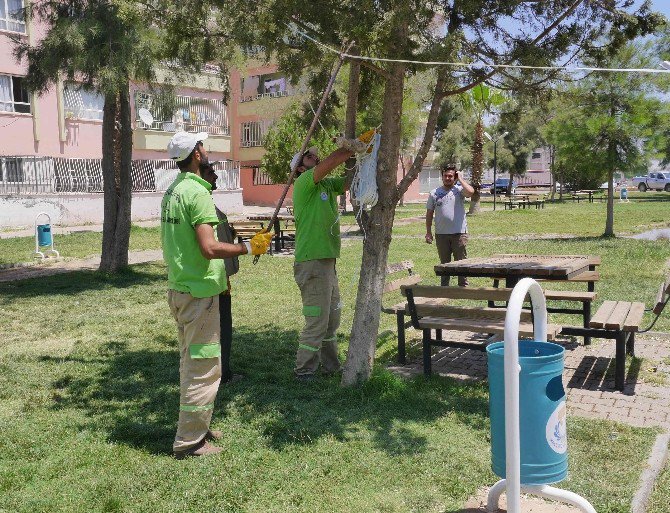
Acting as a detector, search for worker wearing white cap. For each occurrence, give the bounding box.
[161,131,272,458]
[291,130,374,381]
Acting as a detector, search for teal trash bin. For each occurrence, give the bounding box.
[620,187,628,200]
[37,224,52,247]
[487,340,567,485]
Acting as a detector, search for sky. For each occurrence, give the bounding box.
[648,0,670,18]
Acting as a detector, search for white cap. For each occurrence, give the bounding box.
[167,131,209,161]
[290,146,319,171]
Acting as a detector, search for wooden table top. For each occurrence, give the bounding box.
[435,253,599,279]
[246,214,295,221]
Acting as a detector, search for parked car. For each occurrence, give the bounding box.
[631,172,670,192]
[490,178,517,195]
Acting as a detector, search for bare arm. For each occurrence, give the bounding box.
[458,174,475,198]
[313,148,354,184]
[195,224,249,260]
[425,209,434,243]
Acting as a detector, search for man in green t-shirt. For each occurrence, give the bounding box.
[291,136,371,381]
[162,131,271,459]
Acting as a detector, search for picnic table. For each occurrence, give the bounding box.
[246,214,295,252]
[435,253,601,343]
[576,189,600,203]
[503,194,545,210]
[435,253,598,287]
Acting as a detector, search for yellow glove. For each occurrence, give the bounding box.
[357,129,376,144]
[248,230,273,256]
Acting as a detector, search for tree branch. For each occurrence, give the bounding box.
[396,69,447,197]
[441,0,587,98]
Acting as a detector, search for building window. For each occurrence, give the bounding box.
[531,152,542,159]
[0,0,25,33]
[419,166,442,193]
[0,74,30,113]
[240,73,296,102]
[240,120,272,147]
[63,82,105,120]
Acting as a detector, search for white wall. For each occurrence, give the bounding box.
[0,189,244,229]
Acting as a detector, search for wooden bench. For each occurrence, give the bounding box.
[278,219,296,249]
[381,260,436,364]
[561,277,670,391]
[229,221,264,243]
[504,199,522,210]
[527,195,545,209]
[402,285,561,375]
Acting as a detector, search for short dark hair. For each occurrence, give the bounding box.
[176,141,203,171]
[441,163,457,174]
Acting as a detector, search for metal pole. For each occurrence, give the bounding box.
[493,140,497,211]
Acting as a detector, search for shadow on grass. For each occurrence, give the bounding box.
[0,263,165,298]
[46,324,489,457]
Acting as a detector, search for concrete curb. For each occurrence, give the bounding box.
[631,430,670,513]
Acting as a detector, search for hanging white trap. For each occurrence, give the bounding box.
[350,131,381,212]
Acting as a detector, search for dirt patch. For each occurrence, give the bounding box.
[460,487,587,512]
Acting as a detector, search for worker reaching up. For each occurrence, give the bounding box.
[291,130,374,381]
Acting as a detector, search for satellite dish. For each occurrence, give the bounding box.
[138,108,154,126]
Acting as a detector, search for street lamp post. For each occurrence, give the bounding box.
[484,131,508,211]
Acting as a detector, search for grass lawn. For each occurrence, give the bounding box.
[0,231,666,511]
[0,226,161,266]
[647,456,670,513]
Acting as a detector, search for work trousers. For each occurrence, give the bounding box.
[167,290,222,453]
[435,233,469,287]
[293,258,342,376]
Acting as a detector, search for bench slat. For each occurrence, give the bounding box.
[402,286,515,301]
[381,297,446,315]
[604,301,632,330]
[383,274,422,293]
[544,290,597,301]
[623,302,646,332]
[589,300,618,328]
[412,305,532,322]
[402,285,597,303]
[417,316,560,339]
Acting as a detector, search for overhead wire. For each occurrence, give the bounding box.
[288,24,670,75]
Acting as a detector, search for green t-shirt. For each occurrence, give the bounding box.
[160,172,227,298]
[292,169,345,262]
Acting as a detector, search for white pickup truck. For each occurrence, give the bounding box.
[631,171,670,192]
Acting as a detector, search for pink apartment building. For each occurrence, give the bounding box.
[0,5,424,228]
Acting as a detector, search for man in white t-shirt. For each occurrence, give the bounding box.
[425,164,475,286]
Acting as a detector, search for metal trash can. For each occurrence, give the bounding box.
[37,224,52,247]
[488,339,568,485]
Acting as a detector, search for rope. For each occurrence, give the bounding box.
[289,24,670,75]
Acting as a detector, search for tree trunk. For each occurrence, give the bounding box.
[100,86,133,272]
[341,21,407,387]
[468,117,484,214]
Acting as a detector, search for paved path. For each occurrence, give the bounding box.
[388,331,670,430]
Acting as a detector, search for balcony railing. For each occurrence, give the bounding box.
[0,156,240,195]
[240,89,295,103]
[240,120,273,148]
[134,92,230,135]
